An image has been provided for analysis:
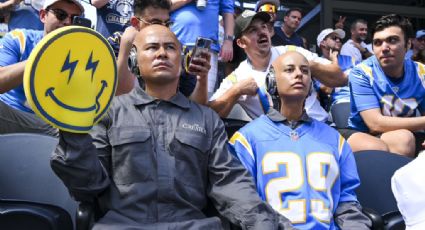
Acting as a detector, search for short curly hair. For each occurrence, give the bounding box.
[372,14,414,45]
[133,0,171,16]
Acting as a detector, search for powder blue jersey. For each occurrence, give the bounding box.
[348,56,425,132]
[228,112,360,230]
[0,29,43,113]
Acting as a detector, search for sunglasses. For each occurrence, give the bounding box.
[135,17,174,28]
[48,8,80,21]
[328,35,342,42]
[258,4,276,13]
[417,37,425,42]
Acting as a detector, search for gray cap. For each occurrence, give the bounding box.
[234,10,271,39]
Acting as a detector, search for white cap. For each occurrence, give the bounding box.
[391,152,425,230]
[316,28,345,47]
[43,0,85,13]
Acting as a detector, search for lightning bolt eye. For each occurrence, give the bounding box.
[61,51,79,84]
[86,51,99,82]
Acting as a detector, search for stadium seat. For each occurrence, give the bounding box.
[330,102,350,129]
[222,118,249,138]
[354,150,412,230]
[0,133,77,230]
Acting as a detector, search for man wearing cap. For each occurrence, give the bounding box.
[272,7,304,47]
[341,14,425,157]
[0,0,84,136]
[255,0,279,37]
[51,24,295,230]
[316,28,358,106]
[209,10,344,122]
[406,29,425,60]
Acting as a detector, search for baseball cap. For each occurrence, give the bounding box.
[316,28,345,47]
[391,152,425,230]
[43,0,85,13]
[255,0,280,11]
[234,10,271,39]
[416,30,425,39]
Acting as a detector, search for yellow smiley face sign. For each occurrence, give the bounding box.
[24,26,117,133]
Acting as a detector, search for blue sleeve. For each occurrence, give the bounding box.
[219,0,234,14]
[228,131,257,181]
[349,66,381,112]
[107,31,122,58]
[338,138,361,203]
[313,79,322,91]
[0,31,22,67]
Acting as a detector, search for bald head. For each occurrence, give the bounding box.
[272,51,309,70]
[272,51,311,100]
[134,24,180,50]
[133,24,182,87]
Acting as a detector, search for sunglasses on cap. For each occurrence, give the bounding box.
[258,4,276,13]
[48,8,80,21]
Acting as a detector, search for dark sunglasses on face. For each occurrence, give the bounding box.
[48,8,80,21]
[135,17,174,27]
[417,37,425,42]
[328,35,342,42]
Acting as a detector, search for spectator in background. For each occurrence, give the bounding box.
[342,14,425,158]
[170,0,234,96]
[51,24,295,230]
[223,0,245,77]
[114,0,211,105]
[340,19,372,63]
[0,0,84,136]
[271,7,303,47]
[91,0,133,40]
[406,29,425,60]
[228,51,371,230]
[209,10,344,122]
[316,28,357,106]
[255,0,280,36]
[0,0,43,31]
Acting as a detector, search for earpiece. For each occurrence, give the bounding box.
[128,45,140,77]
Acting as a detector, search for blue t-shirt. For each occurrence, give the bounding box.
[271,27,303,47]
[0,29,43,113]
[96,0,133,39]
[170,0,233,53]
[228,111,360,230]
[348,56,425,132]
[0,2,43,31]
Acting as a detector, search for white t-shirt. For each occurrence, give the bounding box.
[340,39,371,63]
[210,45,330,122]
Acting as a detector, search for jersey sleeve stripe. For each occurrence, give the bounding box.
[229,131,255,160]
[358,64,373,85]
[10,30,25,54]
[416,62,425,89]
[338,135,345,157]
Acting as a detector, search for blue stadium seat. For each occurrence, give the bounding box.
[330,102,350,129]
[0,133,77,230]
[354,150,412,230]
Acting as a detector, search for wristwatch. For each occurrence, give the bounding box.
[224,34,235,41]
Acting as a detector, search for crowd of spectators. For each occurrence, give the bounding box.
[0,0,425,229]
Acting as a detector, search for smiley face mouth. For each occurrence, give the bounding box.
[45,80,108,113]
